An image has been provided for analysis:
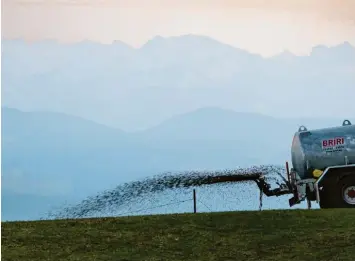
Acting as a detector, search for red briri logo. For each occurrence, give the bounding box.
[322,137,344,148]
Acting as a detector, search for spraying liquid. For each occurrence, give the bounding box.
[52,165,285,219]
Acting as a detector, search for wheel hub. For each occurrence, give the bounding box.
[343,186,355,205]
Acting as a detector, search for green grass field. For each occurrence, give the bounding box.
[2,209,355,261]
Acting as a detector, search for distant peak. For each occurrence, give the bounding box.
[311,44,328,51]
[334,41,355,51]
[145,35,165,43]
[311,41,354,51]
[111,40,133,49]
[1,106,24,113]
[337,41,353,48]
[310,41,355,58]
[139,34,257,57]
[273,50,295,58]
[152,35,165,41]
[281,50,294,55]
[141,34,228,48]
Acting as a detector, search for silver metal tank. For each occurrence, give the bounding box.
[291,120,355,179]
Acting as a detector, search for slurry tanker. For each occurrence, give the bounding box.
[255,119,355,209]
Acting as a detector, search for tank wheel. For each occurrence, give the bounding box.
[335,175,355,208]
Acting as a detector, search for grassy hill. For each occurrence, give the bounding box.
[2,209,355,261]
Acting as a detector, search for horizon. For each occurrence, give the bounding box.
[3,105,354,126]
[2,34,355,58]
[3,0,355,57]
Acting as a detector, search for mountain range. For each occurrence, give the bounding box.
[2,35,355,131]
[2,106,354,220]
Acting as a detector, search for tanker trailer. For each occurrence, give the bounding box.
[289,119,355,208]
[254,119,355,209]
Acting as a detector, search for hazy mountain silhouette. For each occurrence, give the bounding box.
[2,106,354,220]
[2,35,354,131]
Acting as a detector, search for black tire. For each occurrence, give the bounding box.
[334,175,355,208]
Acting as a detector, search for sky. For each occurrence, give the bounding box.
[2,0,355,56]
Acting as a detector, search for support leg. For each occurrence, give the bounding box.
[259,188,263,211]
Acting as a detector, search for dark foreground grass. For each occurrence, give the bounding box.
[2,209,355,261]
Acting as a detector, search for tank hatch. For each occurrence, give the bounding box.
[343,120,351,126]
[298,125,308,132]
